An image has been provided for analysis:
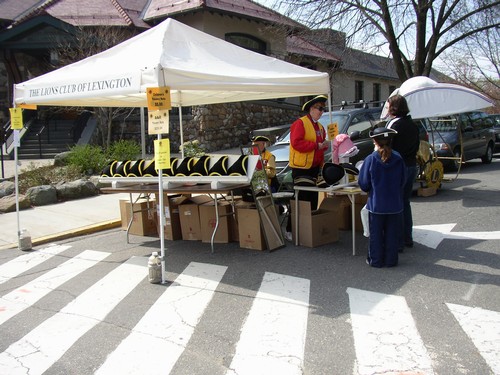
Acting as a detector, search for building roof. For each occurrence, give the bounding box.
[286,34,341,63]
[0,0,42,22]
[143,0,301,28]
[8,0,150,28]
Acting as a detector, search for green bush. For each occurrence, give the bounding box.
[16,163,83,194]
[107,139,141,161]
[68,144,107,174]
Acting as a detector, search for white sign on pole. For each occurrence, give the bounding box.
[148,110,169,135]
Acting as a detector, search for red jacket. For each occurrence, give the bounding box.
[290,114,326,168]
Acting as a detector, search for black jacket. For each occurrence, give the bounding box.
[388,115,420,167]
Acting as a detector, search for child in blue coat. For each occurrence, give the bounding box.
[358,127,406,267]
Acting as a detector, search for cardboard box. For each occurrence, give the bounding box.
[119,199,157,236]
[199,200,233,244]
[179,195,213,240]
[155,194,189,241]
[335,195,352,230]
[237,205,266,250]
[291,197,339,248]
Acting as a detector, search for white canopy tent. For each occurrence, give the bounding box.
[14,18,329,108]
[12,18,330,279]
[381,76,493,120]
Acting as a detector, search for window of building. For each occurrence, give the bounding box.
[372,83,381,105]
[355,80,364,107]
[225,33,266,54]
[389,85,396,95]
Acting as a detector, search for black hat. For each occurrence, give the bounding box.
[251,135,270,143]
[294,175,316,186]
[369,127,398,139]
[302,95,328,112]
[321,162,345,186]
[340,162,359,176]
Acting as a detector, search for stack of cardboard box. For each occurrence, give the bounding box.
[119,199,158,236]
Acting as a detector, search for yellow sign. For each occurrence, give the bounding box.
[148,110,169,135]
[19,103,37,110]
[154,139,171,170]
[147,86,171,111]
[9,108,23,130]
[327,122,339,140]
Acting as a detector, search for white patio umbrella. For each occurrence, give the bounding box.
[381,76,494,119]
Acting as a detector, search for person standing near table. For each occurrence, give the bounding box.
[251,135,278,192]
[358,127,406,267]
[386,94,420,250]
[284,94,329,241]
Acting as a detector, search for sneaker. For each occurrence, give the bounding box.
[284,231,293,242]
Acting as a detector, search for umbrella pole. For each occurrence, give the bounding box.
[157,133,167,284]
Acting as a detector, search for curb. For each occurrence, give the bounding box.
[0,220,122,251]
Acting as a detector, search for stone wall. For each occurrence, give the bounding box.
[118,101,299,153]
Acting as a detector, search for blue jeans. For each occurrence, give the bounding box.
[401,165,417,246]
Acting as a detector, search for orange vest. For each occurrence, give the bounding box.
[289,115,318,169]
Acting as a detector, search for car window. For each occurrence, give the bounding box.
[347,114,373,139]
[428,116,458,132]
[318,113,349,131]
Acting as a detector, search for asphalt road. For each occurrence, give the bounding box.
[1,156,499,375]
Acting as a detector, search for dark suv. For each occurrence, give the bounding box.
[426,111,495,171]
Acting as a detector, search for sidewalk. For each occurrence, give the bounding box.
[0,150,243,250]
[0,192,130,250]
[0,158,136,250]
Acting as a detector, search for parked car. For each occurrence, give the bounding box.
[489,114,500,152]
[425,111,495,171]
[268,106,428,188]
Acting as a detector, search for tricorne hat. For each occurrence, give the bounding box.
[321,162,345,186]
[369,127,398,139]
[251,135,270,143]
[302,95,328,112]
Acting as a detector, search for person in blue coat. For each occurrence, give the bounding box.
[358,127,406,267]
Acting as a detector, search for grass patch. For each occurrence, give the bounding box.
[10,163,84,194]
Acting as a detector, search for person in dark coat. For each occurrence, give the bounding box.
[358,127,406,267]
[386,94,420,250]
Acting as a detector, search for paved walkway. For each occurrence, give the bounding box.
[0,159,129,250]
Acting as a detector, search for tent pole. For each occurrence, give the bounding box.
[140,107,146,158]
[178,102,184,159]
[157,134,166,284]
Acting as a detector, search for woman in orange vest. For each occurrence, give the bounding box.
[285,94,329,240]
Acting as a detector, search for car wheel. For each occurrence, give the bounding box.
[447,149,462,172]
[481,143,493,164]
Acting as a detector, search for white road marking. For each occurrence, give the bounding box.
[226,272,310,375]
[0,250,110,325]
[413,223,500,249]
[0,244,70,285]
[95,262,227,375]
[0,256,146,375]
[447,303,500,374]
[347,287,434,375]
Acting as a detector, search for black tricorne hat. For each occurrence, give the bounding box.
[321,162,345,186]
[340,162,359,176]
[369,127,398,139]
[251,135,270,143]
[302,95,328,112]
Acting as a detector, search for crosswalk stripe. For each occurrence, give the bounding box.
[0,250,110,326]
[347,287,434,375]
[226,272,310,375]
[95,261,227,375]
[447,303,500,374]
[0,244,70,285]
[0,256,146,375]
